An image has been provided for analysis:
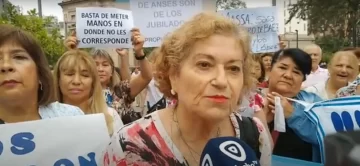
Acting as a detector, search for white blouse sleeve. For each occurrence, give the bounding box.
[108,107,124,132]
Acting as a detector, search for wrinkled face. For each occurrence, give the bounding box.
[305,47,322,70]
[59,62,92,104]
[170,34,244,121]
[93,56,112,87]
[261,56,272,71]
[251,61,262,80]
[329,55,358,86]
[0,42,38,103]
[268,57,304,97]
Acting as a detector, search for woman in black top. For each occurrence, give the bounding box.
[264,48,323,163]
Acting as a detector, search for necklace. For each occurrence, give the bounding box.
[172,109,221,164]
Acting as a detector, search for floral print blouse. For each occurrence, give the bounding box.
[336,76,360,97]
[102,112,272,166]
[238,91,265,117]
[104,80,141,124]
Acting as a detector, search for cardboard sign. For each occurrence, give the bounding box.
[76,7,134,48]
[0,114,110,166]
[305,96,360,163]
[219,7,280,53]
[130,0,203,47]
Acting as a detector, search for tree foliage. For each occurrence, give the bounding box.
[216,0,246,10]
[286,0,359,39]
[0,3,64,65]
[316,36,352,63]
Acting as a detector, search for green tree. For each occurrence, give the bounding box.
[316,36,351,63]
[0,3,64,65]
[286,0,359,40]
[216,0,246,10]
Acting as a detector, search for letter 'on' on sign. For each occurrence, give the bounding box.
[10,132,36,155]
[0,141,3,155]
[54,159,75,166]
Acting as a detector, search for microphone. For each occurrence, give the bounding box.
[199,137,260,166]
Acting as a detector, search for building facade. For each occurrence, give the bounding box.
[0,0,8,13]
[276,0,314,49]
[58,0,216,67]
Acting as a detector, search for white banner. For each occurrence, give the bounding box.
[218,7,280,53]
[305,96,360,162]
[0,114,110,166]
[76,7,134,48]
[130,0,203,47]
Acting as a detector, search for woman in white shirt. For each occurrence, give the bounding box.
[53,50,123,135]
[305,51,359,100]
[0,25,83,124]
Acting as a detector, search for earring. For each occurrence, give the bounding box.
[39,80,43,91]
[170,89,176,95]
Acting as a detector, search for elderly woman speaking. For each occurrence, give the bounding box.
[103,12,272,166]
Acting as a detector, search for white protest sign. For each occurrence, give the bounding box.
[76,7,134,48]
[304,96,360,162]
[130,0,203,47]
[218,7,280,53]
[0,114,110,166]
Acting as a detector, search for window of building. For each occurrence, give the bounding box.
[289,26,292,32]
[304,23,306,31]
[285,27,287,33]
[284,10,286,17]
[284,1,286,7]
[71,15,75,21]
[64,14,67,20]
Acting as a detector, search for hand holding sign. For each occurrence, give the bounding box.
[131,28,145,56]
[64,31,79,50]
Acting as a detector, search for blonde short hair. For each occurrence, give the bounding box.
[329,51,359,79]
[53,50,114,134]
[154,12,253,99]
[90,49,120,90]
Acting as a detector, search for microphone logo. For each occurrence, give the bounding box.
[219,140,246,161]
[201,154,213,166]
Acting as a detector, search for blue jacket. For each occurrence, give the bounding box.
[287,90,323,163]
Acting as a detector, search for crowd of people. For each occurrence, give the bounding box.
[1,11,360,166]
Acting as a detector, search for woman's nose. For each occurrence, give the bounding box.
[0,60,15,73]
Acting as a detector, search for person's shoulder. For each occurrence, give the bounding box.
[107,107,117,115]
[39,102,84,118]
[318,67,328,73]
[233,113,265,132]
[304,82,325,93]
[297,90,323,102]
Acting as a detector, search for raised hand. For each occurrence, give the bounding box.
[64,31,78,50]
[130,28,145,56]
[116,48,128,57]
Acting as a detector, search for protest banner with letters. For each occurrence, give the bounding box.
[218,7,280,53]
[130,0,203,47]
[302,96,360,163]
[76,7,134,48]
[0,114,110,166]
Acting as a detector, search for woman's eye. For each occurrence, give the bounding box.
[293,71,301,75]
[197,62,211,69]
[14,55,27,60]
[228,66,241,72]
[279,66,287,70]
[65,73,74,76]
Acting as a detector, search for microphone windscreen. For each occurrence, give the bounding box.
[199,137,260,166]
